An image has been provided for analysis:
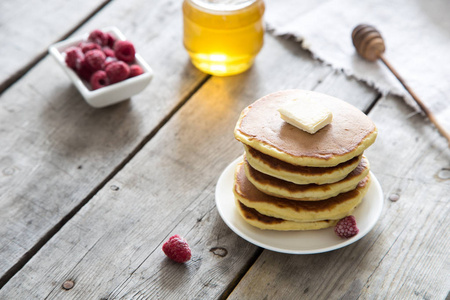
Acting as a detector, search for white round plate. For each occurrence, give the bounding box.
[215,156,384,254]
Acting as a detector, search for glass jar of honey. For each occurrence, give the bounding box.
[183,0,265,76]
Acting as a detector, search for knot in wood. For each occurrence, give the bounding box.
[2,167,15,176]
[62,280,75,290]
[352,24,385,61]
[437,168,450,180]
[210,247,228,257]
[389,193,400,202]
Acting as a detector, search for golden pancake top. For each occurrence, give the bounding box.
[234,90,378,167]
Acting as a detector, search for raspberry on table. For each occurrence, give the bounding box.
[85,49,106,72]
[88,29,108,46]
[162,235,192,263]
[114,40,136,63]
[105,61,130,83]
[129,64,144,78]
[90,70,109,90]
[334,215,359,238]
[64,46,84,70]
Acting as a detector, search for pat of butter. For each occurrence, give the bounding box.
[278,97,333,134]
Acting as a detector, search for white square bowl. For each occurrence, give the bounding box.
[48,26,153,108]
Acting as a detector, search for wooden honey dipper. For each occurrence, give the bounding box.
[352,24,450,146]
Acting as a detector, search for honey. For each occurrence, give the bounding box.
[183,0,265,76]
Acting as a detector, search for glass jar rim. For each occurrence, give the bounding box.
[187,0,260,14]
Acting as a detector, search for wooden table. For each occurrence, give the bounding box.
[1,0,449,299]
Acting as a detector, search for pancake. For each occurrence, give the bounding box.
[244,155,370,201]
[235,199,338,231]
[244,145,362,185]
[234,161,371,222]
[234,90,377,167]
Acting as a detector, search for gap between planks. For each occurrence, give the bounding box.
[0,74,211,289]
[218,247,264,300]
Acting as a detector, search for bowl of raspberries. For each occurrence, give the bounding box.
[49,27,153,108]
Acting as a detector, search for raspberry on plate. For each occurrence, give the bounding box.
[79,42,101,53]
[102,47,116,58]
[76,59,94,81]
[104,57,118,68]
[162,235,192,263]
[129,64,144,78]
[64,46,84,70]
[105,61,130,83]
[88,29,109,46]
[105,32,117,48]
[334,215,359,238]
[90,70,109,90]
[114,40,136,63]
[85,49,106,72]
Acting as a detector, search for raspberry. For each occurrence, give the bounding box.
[102,47,115,58]
[162,235,192,263]
[334,215,359,238]
[90,70,109,90]
[105,61,130,83]
[106,33,116,48]
[88,29,108,46]
[79,41,101,53]
[114,40,136,63]
[64,46,84,69]
[104,57,118,68]
[76,59,93,81]
[84,49,106,72]
[129,64,144,78]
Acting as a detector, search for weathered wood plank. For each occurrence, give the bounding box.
[0,0,109,92]
[313,69,380,112]
[0,34,375,299]
[226,93,450,299]
[0,0,208,282]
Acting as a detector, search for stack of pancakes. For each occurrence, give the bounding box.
[233,90,378,231]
